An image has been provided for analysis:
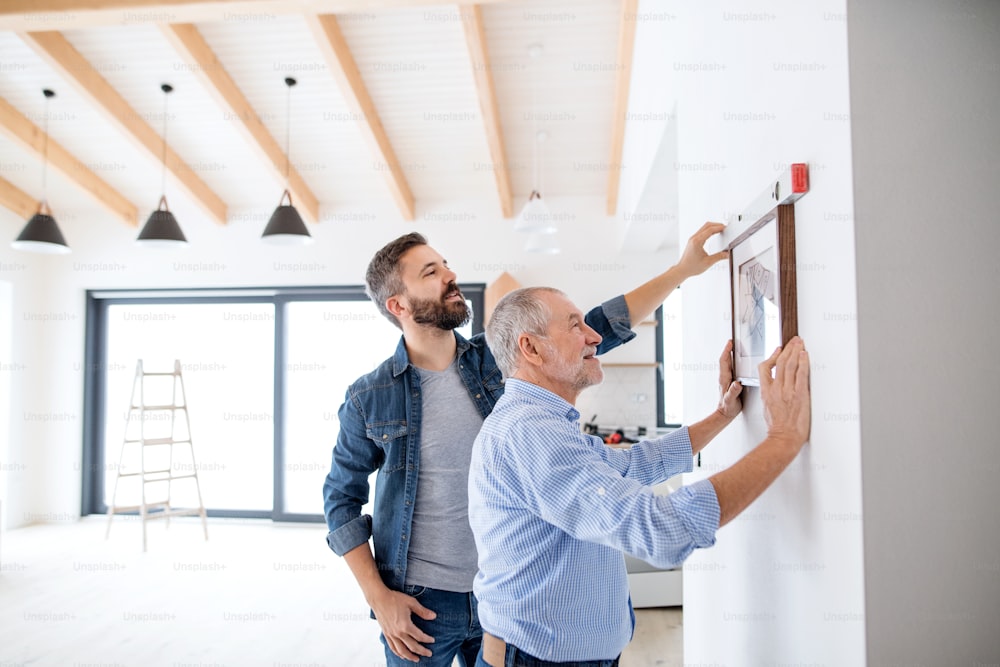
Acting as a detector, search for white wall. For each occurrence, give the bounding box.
[0,194,675,530]
[848,0,1000,662]
[0,238,55,531]
[627,0,866,663]
[0,279,11,529]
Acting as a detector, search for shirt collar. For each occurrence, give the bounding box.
[502,378,580,422]
[391,331,471,377]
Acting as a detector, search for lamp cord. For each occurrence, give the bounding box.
[284,79,291,189]
[161,87,169,197]
[531,64,537,194]
[41,91,51,205]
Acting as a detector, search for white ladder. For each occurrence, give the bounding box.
[105,359,209,551]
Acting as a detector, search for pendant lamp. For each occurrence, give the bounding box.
[12,89,71,254]
[136,84,187,247]
[524,230,561,255]
[514,45,558,235]
[513,131,555,233]
[262,77,312,245]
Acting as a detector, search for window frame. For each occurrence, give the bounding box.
[655,302,683,430]
[81,284,485,521]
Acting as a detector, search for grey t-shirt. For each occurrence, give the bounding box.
[405,358,484,592]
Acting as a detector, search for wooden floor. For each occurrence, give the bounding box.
[0,517,681,666]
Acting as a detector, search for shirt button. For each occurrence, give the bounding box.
[382,434,388,440]
[475,393,481,399]
[597,486,606,496]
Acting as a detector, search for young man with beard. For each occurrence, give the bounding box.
[323,225,727,666]
[468,287,811,666]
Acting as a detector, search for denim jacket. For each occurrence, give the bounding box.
[323,295,636,591]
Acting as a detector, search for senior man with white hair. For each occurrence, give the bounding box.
[469,286,811,667]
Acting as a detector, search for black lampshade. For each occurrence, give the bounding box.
[137,196,187,247]
[12,89,69,254]
[261,190,312,245]
[12,207,70,254]
[138,85,187,248]
[264,78,312,246]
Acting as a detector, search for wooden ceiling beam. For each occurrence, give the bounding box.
[459,3,513,218]
[0,95,138,226]
[0,175,38,221]
[305,13,416,221]
[606,0,638,216]
[0,0,518,32]
[161,23,320,223]
[19,30,228,224]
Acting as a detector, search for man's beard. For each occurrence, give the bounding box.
[541,342,603,392]
[408,284,471,331]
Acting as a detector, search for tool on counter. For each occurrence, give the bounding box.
[582,415,637,445]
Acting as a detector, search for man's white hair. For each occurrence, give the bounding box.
[485,286,565,378]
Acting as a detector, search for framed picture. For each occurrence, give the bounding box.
[728,204,797,386]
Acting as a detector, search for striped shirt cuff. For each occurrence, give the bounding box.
[666,478,720,548]
[650,426,695,477]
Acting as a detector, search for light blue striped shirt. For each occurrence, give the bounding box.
[469,379,720,661]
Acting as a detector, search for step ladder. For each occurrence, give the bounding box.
[105,359,209,551]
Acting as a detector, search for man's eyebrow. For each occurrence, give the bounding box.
[419,258,449,271]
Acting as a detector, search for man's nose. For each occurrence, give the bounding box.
[585,325,602,346]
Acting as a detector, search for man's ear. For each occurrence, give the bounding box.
[386,295,406,321]
[517,333,546,368]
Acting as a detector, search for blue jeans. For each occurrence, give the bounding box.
[474,642,620,667]
[382,586,482,667]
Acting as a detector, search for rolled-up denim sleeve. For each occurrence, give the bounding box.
[327,513,372,555]
[323,390,380,556]
[585,294,636,355]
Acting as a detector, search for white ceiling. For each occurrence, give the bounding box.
[0,0,627,234]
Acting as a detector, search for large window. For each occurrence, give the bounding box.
[281,298,473,516]
[102,302,276,513]
[82,286,483,521]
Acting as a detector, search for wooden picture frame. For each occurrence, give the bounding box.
[728,203,797,386]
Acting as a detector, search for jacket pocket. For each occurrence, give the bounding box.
[366,421,408,472]
[482,367,505,399]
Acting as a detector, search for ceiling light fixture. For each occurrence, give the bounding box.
[12,88,70,254]
[514,44,558,242]
[513,129,555,233]
[524,230,561,255]
[262,77,312,245]
[136,83,187,247]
